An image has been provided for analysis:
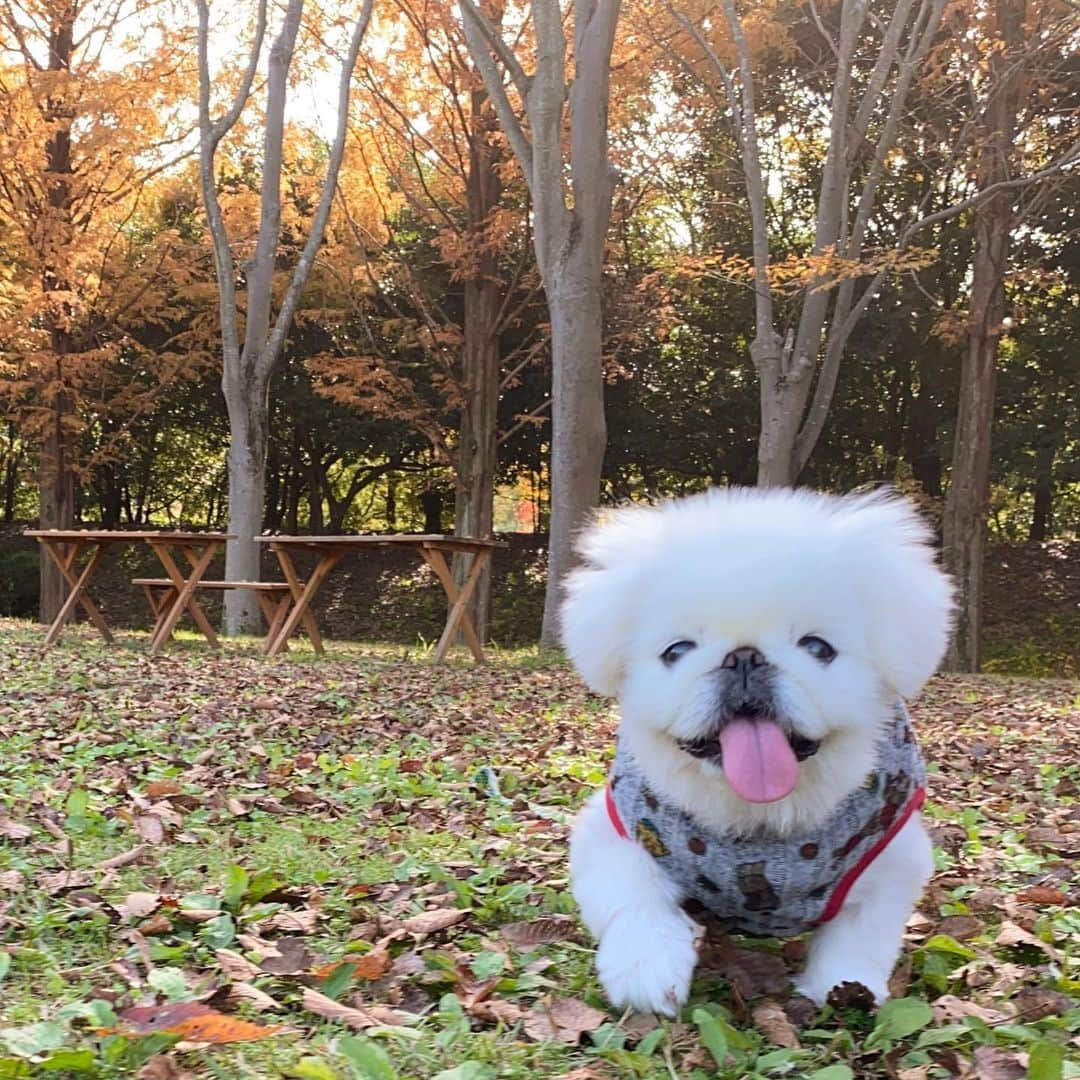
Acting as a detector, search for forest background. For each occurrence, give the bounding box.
[0,0,1077,674]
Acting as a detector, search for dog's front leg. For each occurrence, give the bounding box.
[795,813,933,1006]
[570,790,699,1015]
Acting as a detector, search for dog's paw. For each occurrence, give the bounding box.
[794,968,887,1008]
[596,909,698,1016]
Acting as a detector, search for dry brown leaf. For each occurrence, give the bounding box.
[470,997,525,1025]
[146,781,183,798]
[935,915,983,941]
[314,947,392,981]
[931,994,1012,1024]
[225,797,251,817]
[972,1045,1026,1080]
[176,908,220,924]
[114,1002,281,1043]
[0,816,32,841]
[751,999,801,1048]
[1010,985,1073,1020]
[1014,885,1067,906]
[701,937,790,998]
[995,920,1060,958]
[38,868,97,894]
[523,996,608,1044]
[500,915,576,948]
[259,937,314,976]
[118,892,161,920]
[136,1054,199,1080]
[215,948,262,981]
[0,870,25,892]
[259,909,318,934]
[97,844,148,870]
[225,982,281,1012]
[138,912,173,936]
[135,815,166,844]
[402,907,470,935]
[300,987,387,1030]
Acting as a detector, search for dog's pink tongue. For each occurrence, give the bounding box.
[719,717,799,803]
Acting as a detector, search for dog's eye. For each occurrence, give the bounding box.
[661,640,697,665]
[798,635,836,663]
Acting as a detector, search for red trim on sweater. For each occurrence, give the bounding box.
[605,784,630,840]
[815,786,927,924]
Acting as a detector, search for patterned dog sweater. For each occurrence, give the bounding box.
[605,706,926,937]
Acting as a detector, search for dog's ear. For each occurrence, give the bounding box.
[560,505,660,697]
[841,493,954,698]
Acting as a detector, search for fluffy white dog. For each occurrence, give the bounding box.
[562,488,952,1015]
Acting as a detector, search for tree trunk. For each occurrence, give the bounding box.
[222,383,269,631]
[37,7,77,624]
[941,0,1023,673]
[540,268,607,646]
[1028,437,1055,541]
[453,85,503,644]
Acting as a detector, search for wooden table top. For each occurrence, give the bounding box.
[25,530,236,542]
[256,534,504,549]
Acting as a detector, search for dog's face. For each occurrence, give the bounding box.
[561,489,953,809]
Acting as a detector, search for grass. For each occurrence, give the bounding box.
[0,618,1078,1079]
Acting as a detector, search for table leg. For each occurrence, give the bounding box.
[39,540,114,646]
[255,591,290,653]
[147,540,220,654]
[430,548,490,664]
[266,545,341,657]
[419,546,485,662]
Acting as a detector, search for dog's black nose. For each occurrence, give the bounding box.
[721,647,766,673]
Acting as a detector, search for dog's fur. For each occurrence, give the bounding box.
[562,488,952,1014]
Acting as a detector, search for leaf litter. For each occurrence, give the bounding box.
[0,625,1077,1077]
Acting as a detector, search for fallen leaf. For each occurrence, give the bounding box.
[118,892,161,920]
[935,915,983,940]
[402,907,470,935]
[138,912,174,936]
[0,870,25,892]
[751,999,800,1048]
[500,915,576,947]
[97,844,148,870]
[931,994,1011,1024]
[135,815,166,844]
[1014,885,1066,906]
[995,920,1060,959]
[259,937,314,976]
[38,868,97,894]
[115,1002,281,1043]
[146,781,183,798]
[300,987,400,1030]
[523,997,608,1044]
[315,947,392,981]
[137,1055,199,1080]
[972,1045,1025,1080]
[701,937,790,998]
[0,816,32,841]
[225,798,251,817]
[224,982,282,1012]
[259,909,318,934]
[470,997,525,1025]
[215,949,262,981]
[1010,985,1073,1020]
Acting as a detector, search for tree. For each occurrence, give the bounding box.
[196,0,374,634]
[460,0,622,647]
[0,0,196,619]
[940,0,1078,670]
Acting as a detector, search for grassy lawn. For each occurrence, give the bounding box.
[0,618,1078,1079]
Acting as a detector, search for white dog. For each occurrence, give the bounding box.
[562,488,952,1015]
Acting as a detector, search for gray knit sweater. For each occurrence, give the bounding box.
[605,706,926,936]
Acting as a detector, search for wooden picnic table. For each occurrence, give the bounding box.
[256,534,502,663]
[25,530,234,654]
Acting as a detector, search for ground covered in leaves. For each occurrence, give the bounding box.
[0,620,1078,1080]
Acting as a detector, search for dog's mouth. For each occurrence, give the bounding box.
[678,728,821,763]
[676,712,820,804]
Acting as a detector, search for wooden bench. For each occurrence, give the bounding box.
[132,579,297,650]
